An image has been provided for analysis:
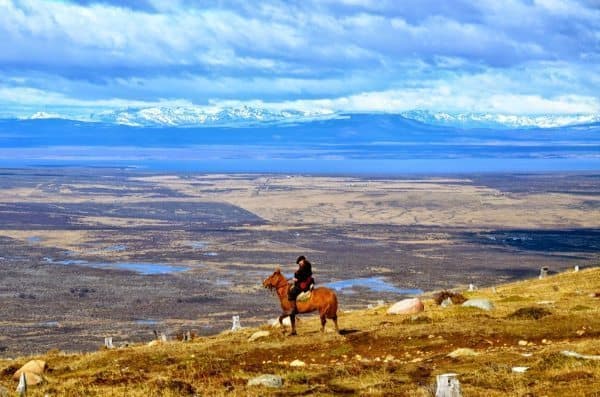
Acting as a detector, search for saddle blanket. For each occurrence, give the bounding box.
[297,290,312,302]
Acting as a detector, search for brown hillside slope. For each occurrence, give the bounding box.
[2,267,600,396]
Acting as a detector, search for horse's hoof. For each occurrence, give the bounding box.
[289,332,297,336]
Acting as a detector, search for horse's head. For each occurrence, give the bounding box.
[263,266,285,290]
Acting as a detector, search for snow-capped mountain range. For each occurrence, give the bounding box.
[401,110,600,129]
[89,106,338,127]
[16,106,600,129]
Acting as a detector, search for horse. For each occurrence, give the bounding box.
[263,267,339,335]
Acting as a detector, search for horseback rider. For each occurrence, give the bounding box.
[287,255,314,315]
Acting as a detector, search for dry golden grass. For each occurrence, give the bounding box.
[2,267,600,396]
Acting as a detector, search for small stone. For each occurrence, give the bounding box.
[248,330,270,342]
[440,297,453,308]
[518,340,528,346]
[384,354,395,362]
[462,299,494,311]
[512,366,529,373]
[289,359,306,367]
[247,374,283,388]
[354,354,362,361]
[428,334,435,339]
[447,348,479,358]
[576,329,586,336]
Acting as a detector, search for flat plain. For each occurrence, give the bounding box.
[0,169,598,356]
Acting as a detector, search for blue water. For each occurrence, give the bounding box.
[45,257,189,275]
[326,277,423,295]
[188,241,207,249]
[134,319,160,325]
[2,157,599,174]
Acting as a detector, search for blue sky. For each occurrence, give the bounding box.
[1,0,599,118]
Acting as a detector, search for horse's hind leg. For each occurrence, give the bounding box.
[320,315,327,333]
[332,315,339,333]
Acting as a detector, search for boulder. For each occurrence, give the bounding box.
[22,372,44,386]
[13,360,46,380]
[247,374,283,388]
[248,330,270,342]
[462,299,494,311]
[387,298,424,315]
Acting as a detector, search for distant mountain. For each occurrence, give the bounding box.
[88,105,338,127]
[401,110,600,129]
[13,106,600,129]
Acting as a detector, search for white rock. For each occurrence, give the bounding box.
[561,350,600,360]
[462,299,494,311]
[269,317,296,328]
[512,366,529,373]
[248,330,270,342]
[518,340,528,346]
[247,374,283,388]
[289,359,306,367]
[386,298,424,315]
[440,297,453,308]
[447,348,479,358]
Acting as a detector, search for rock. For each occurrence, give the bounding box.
[447,348,479,358]
[383,354,395,362]
[386,298,424,315]
[289,359,306,367]
[440,297,453,308]
[462,299,494,311]
[512,366,529,373]
[561,350,600,360]
[518,340,528,346]
[24,372,44,386]
[247,374,283,388]
[13,360,47,380]
[269,317,297,328]
[248,330,270,342]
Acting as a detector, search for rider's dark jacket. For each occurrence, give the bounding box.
[294,260,313,291]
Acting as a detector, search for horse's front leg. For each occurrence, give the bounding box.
[278,313,288,333]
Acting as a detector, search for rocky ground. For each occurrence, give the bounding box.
[2,267,600,396]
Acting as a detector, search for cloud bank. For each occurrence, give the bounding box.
[0,0,598,117]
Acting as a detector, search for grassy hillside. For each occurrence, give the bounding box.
[2,267,600,396]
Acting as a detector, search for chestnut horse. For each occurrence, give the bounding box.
[263,267,339,335]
